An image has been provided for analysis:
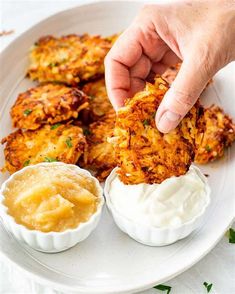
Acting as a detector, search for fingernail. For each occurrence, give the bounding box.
[113,104,119,112]
[112,99,125,111]
[157,111,181,133]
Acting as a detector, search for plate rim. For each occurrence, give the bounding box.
[1,216,234,294]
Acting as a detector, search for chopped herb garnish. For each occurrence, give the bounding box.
[83,128,91,136]
[203,282,213,293]
[65,137,73,148]
[153,284,172,294]
[44,157,57,162]
[143,119,150,126]
[229,228,235,243]
[51,123,61,130]
[23,109,32,116]
[205,145,211,152]
[89,95,95,100]
[23,160,30,167]
[48,62,58,68]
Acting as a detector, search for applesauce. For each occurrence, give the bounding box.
[3,164,100,232]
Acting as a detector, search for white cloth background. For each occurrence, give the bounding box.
[0,1,234,293]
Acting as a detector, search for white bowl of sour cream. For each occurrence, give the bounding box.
[104,165,211,246]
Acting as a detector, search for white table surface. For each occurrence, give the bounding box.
[0,1,234,293]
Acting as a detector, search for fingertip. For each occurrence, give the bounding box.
[108,88,127,112]
[155,98,167,126]
[112,99,124,111]
[155,110,181,133]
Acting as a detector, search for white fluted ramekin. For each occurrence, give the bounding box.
[105,166,211,246]
[0,162,104,253]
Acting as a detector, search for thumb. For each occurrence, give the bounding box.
[155,58,210,133]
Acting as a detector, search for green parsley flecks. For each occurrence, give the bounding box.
[51,123,61,130]
[23,160,30,167]
[152,112,156,118]
[229,228,235,243]
[143,119,150,126]
[23,109,32,116]
[44,157,57,162]
[203,282,213,293]
[205,145,211,152]
[48,62,59,68]
[153,284,172,294]
[65,137,73,148]
[83,128,91,136]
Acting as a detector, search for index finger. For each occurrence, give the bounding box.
[105,26,143,109]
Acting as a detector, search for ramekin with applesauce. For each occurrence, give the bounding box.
[0,162,104,252]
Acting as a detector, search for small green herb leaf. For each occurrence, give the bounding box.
[23,109,32,116]
[48,62,58,68]
[44,157,57,162]
[89,95,96,100]
[83,128,91,136]
[23,160,30,167]
[229,228,235,243]
[65,137,73,148]
[153,284,172,294]
[205,145,211,152]
[51,123,61,130]
[143,119,150,126]
[203,282,213,293]
[151,112,156,118]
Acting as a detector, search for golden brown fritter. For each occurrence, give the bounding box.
[27,34,117,85]
[81,109,116,181]
[195,105,235,164]
[82,78,113,121]
[162,63,181,85]
[1,124,87,174]
[162,63,212,88]
[113,77,198,185]
[10,83,89,130]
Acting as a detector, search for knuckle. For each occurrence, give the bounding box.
[196,43,214,78]
[142,4,156,13]
[174,90,195,108]
[104,55,109,66]
[140,4,159,19]
[104,53,112,66]
[166,89,196,114]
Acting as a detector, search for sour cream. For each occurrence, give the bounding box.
[109,166,210,228]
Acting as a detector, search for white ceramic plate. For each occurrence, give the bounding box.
[0,1,234,293]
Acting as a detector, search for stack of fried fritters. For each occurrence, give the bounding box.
[1,34,117,179]
[1,33,235,183]
[113,77,235,184]
[80,109,116,181]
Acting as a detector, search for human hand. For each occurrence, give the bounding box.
[105,0,235,133]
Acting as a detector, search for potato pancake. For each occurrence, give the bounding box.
[27,34,117,85]
[82,78,113,121]
[81,109,116,181]
[162,63,212,88]
[113,77,198,185]
[10,83,89,130]
[162,63,181,85]
[195,105,235,163]
[1,124,87,174]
